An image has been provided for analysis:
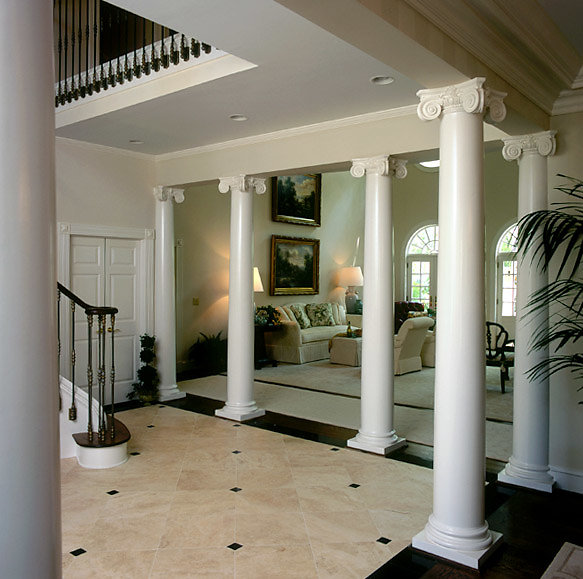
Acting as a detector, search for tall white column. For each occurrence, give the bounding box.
[216,175,266,422]
[154,186,185,401]
[412,78,506,569]
[347,156,408,455]
[0,1,61,577]
[498,131,556,492]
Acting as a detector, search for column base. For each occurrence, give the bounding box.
[498,460,554,493]
[215,404,265,422]
[347,432,407,456]
[412,529,503,570]
[159,385,186,402]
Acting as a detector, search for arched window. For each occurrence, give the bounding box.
[406,225,439,308]
[496,224,518,322]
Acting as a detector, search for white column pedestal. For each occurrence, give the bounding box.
[215,176,266,422]
[154,186,185,402]
[412,78,506,569]
[347,156,407,456]
[498,131,557,493]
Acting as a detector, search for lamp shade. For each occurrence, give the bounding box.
[338,266,363,288]
[253,267,264,292]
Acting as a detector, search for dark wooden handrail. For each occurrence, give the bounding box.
[57,282,118,316]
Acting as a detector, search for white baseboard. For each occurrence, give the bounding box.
[550,465,583,494]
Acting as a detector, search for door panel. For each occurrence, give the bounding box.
[68,236,141,402]
[406,255,437,309]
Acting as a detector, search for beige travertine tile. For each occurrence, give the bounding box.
[159,511,236,549]
[62,549,156,578]
[236,464,294,489]
[176,466,237,491]
[304,510,380,544]
[311,541,393,578]
[151,547,234,578]
[235,545,319,579]
[169,489,236,516]
[235,487,301,514]
[369,509,429,541]
[235,512,310,546]
[296,485,365,512]
[291,465,353,488]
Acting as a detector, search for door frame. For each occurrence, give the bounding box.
[57,222,155,379]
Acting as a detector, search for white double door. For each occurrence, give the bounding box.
[70,236,141,402]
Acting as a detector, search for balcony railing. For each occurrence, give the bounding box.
[54,0,212,107]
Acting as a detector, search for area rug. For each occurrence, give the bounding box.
[541,542,583,578]
[253,361,513,423]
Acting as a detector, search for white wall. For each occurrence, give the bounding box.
[56,137,156,228]
[547,112,583,492]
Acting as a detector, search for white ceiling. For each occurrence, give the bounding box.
[55,0,583,156]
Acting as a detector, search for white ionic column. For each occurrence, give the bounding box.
[154,186,185,401]
[412,78,506,569]
[347,156,408,455]
[498,131,556,492]
[0,1,61,577]
[216,175,266,422]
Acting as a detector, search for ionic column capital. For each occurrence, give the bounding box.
[218,175,266,195]
[153,186,185,204]
[350,156,408,179]
[417,77,506,123]
[502,130,557,162]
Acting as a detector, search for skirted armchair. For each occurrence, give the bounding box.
[394,316,434,375]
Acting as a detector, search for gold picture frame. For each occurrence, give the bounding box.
[271,174,321,226]
[270,235,319,295]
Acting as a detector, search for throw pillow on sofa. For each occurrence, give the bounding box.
[306,303,335,327]
[289,304,312,329]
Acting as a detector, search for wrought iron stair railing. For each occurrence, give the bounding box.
[54,0,213,107]
[57,282,130,448]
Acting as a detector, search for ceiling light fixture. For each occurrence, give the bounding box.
[370,75,395,85]
[229,114,248,122]
[419,160,440,168]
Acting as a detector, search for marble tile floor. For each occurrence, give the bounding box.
[61,404,434,578]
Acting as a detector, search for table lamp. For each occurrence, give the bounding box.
[338,266,363,314]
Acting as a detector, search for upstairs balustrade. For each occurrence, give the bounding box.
[57,282,129,449]
[54,0,212,107]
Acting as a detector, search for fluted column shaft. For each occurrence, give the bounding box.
[412,78,506,569]
[0,1,61,576]
[347,156,407,455]
[216,175,266,422]
[154,186,185,401]
[498,131,556,492]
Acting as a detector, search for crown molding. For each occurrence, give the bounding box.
[155,104,419,162]
[552,88,583,116]
[403,0,581,114]
[56,136,154,160]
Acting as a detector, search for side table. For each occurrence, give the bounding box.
[254,324,280,369]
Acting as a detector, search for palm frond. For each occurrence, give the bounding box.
[524,279,583,317]
[527,354,583,385]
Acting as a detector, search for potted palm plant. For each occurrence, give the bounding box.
[127,333,160,404]
[517,174,583,394]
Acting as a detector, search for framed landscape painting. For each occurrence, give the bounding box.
[270,235,319,295]
[272,174,321,226]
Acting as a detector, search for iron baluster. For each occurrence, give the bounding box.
[109,314,116,439]
[57,288,62,410]
[202,43,211,54]
[56,0,63,106]
[93,0,99,92]
[69,302,77,421]
[124,11,132,82]
[86,313,94,442]
[152,22,160,72]
[97,314,106,442]
[161,27,169,68]
[191,39,200,58]
[84,0,90,96]
[64,0,70,102]
[171,32,179,66]
[181,34,189,61]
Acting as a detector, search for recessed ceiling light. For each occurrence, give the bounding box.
[229,114,248,122]
[370,75,395,85]
[129,139,144,145]
[419,160,440,168]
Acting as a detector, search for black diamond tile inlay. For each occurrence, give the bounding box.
[147,425,155,428]
[330,447,340,452]
[130,452,141,456]
[106,490,119,495]
[230,487,242,493]
[377,537,392,545]
[349,483,360,488]
[159,405,166,408]
[70,548,86,557]
[233,424,241,427]
[232,450,242,454]
[227,542,243,551]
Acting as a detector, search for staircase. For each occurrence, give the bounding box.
[58,283,130,469]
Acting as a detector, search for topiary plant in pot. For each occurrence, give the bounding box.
[127,333,160,404]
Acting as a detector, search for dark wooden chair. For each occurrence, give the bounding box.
[486,321,514,394]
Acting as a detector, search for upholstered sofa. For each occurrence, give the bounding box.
[264,302,350,364]
[394,316,434,374]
